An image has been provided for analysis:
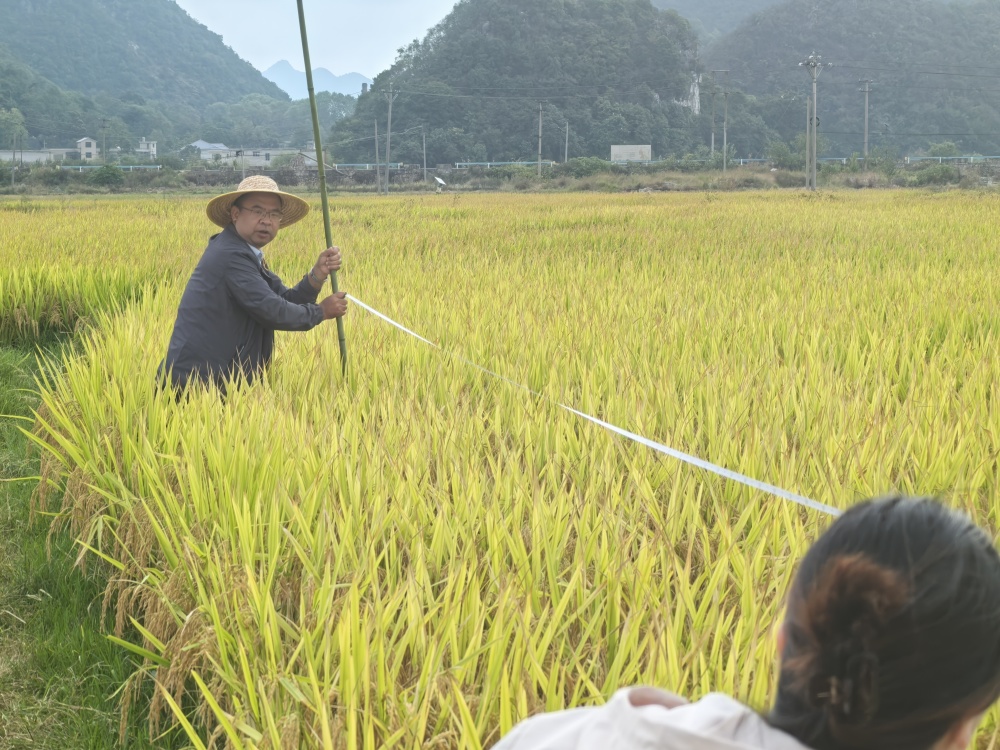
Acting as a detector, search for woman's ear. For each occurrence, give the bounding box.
[775,620,787,656]
[936,713,983,750]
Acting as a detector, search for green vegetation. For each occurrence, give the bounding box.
[0,50,101,149]
[0,1,354,155]
[0,46,354,155]
[199,91,356,149]
[654,0,950,41]
[652,0,780,39]
[333,0,701,165]
[15,193,1000,747]
[88,164,125,188]
[706,0,1000,156]
[0,343,175,749]
[3,0,998,166]
[0,0,283,111]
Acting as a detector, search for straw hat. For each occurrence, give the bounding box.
[206,175,310,228]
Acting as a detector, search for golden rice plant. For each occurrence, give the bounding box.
[15,190,1000,748]
[0,196,205,342]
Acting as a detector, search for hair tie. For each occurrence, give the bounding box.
[816,676,846,713]
[813,651,880,724]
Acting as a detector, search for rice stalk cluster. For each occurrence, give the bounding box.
[8,191,1000,748]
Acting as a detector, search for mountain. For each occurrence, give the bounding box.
[704,0,1000,156]
[0,0,286,111]
[264,61,372,100]
[652,0,955,40]
[0,0,356,151]
[651,0,779,39]
[0,46,96,149]
[333,0,700,165]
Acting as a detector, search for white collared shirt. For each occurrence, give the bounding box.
[494,690,809,750]
[247,242,264,265]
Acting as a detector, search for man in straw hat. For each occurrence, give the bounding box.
[158,176,348,393]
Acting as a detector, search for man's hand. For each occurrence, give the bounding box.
[312,246,342,283]
[320,292,348,320]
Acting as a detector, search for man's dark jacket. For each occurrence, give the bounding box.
[158,223,324,390]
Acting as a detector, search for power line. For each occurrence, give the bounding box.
[834,64,1000,80]
[398,89,648,101]
[824,130,1000,137]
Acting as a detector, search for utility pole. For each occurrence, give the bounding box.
[799,53,824,190]
[710,88,716,155]
[374,119,381,193]
[710,70,728,160]
[537,102,543,177]
[100,118,108,164]
[564,121,569,163]
[805,97,812,189]
[422,125,427,184]
[383,83,399,195]
[859,79,873,167]
[723,89,729,173]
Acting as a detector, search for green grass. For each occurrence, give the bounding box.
[0,343,181,749]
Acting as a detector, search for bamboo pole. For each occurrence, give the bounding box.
[297,0,347,375]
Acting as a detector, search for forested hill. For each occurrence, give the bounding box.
[704,0,1000,155]
[0,0,361,152]
[332,0,700,165]
[0,0,285,111]
[0,46,98,148]
[652,0,953,41]
[651,0,778,39]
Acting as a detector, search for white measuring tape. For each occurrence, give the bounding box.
[347,294,841,518]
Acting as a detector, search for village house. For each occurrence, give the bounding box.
[0,149,57,163]
[76,137,99,161]
[137,137,157,160]
[190,140,318,168]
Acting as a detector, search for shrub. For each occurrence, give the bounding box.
[912,164,961,186]
[553,157,610,178]
[767,141,805,171]
[87,165,125,189]
[927,141,960,158]
[26,166,70,187]
[158,155,186,171]
[774,170,806,188]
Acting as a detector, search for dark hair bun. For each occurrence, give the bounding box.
[770,498,1000,750]
[797,554,910,726]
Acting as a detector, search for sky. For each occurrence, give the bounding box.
[171,0,459,78]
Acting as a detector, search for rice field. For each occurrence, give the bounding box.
[5,190,1000,748]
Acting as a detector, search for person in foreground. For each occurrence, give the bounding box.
[495,496,1000,750]
[158,175,348,393]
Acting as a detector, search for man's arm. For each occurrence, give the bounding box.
[268,270,320,305]
[226,252,323,331]
[276,246,341,304]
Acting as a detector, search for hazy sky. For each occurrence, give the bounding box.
[172,0,459,77]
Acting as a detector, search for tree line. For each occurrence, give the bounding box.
[3,0,998,165]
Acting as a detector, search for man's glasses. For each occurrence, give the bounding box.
[239,205,284,223]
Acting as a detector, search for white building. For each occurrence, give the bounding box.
[137,137,157,160]
[611,145,653,162]
[190,140,316,168]
[76,137,99,161]
[190,140,233,161]
[0,150,55,164]
[236,147,306,167]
